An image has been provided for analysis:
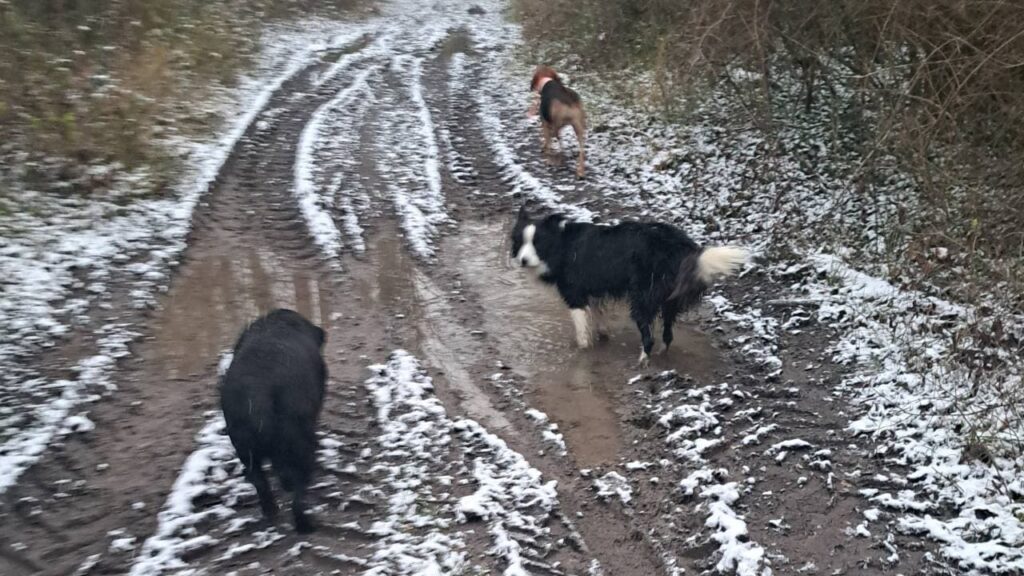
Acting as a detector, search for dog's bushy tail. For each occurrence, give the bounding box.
[670,246,749,302]
[697,246,749,283]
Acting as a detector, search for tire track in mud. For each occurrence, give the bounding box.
[0,19,624,576]
[411,27,936,576]
[0,11,940,576]
[442,23,945,576]
[0,49,388,576]
[392,36,675,575]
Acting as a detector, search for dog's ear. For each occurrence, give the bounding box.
[541,213,567,231]
[531,65,559,91]
[516,203,530,223]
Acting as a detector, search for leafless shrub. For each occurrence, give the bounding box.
[515,0,1024,312]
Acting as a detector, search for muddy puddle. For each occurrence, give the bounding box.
[147,213,723,469]
[145,246,331,379]
[437,217,723,466]
[348,224,515,432]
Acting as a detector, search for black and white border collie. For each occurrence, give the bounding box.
[510,206,749,366]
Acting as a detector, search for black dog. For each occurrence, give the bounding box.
[510,206,749,365]
[220,309,326,533]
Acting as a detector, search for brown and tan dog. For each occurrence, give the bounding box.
[529,65,586,178]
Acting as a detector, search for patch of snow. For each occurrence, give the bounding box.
[129,411,248,576]
[764,439,813,456]
[593,471,632,505]
[294,65,379,263]
[366,350,569,575]
[740,424,778,446]
[61,413,96,434]
[700,482,768,576]
[0,327,135,492]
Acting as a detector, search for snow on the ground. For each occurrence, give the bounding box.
[363,350,468,574]
[129,351,253,575]
[593,471,633,505]
[129,351,365,574]
[647,373,770,575]
[0,326,135,492]
[0,21,367,493]
[377,55,450,258]
[295,64,380,263]
[466,6,1024,570]
[453,418,560,572]
[128,406,367,575]
[487,372,567,456]
[441,53,480,187]
[706,295,782,379]
[128,410,254,576]
[366,350,570,575]
[796,255,1024,573]
[701,482,766,575]
[522,406,568,455]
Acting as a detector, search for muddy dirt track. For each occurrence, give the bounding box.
[0,5,950,576]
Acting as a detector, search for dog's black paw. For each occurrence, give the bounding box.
[294,514,316,534]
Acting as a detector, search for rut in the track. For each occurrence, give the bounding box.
[0,48,387,576]
[0,18,919,576]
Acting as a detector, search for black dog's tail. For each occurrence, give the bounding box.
[669,246,750,301]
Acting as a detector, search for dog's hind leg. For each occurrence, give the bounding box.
[572,117,586,178]
[291,484,314,534]
[631,305,657,367]
[591,303,610,341]
[277,455,316,534]
[631,285,658,366]
[635,318,655,367]
[659,300,681,354]
[541,122,552,155]
[243,456,277,521]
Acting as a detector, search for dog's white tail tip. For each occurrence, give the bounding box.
[697,246,750,283]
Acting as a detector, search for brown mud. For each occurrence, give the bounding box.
[0,23,944,576]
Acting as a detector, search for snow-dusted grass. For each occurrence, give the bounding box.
[796,255,1024,573]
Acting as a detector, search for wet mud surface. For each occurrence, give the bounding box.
[0,18,943,576]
